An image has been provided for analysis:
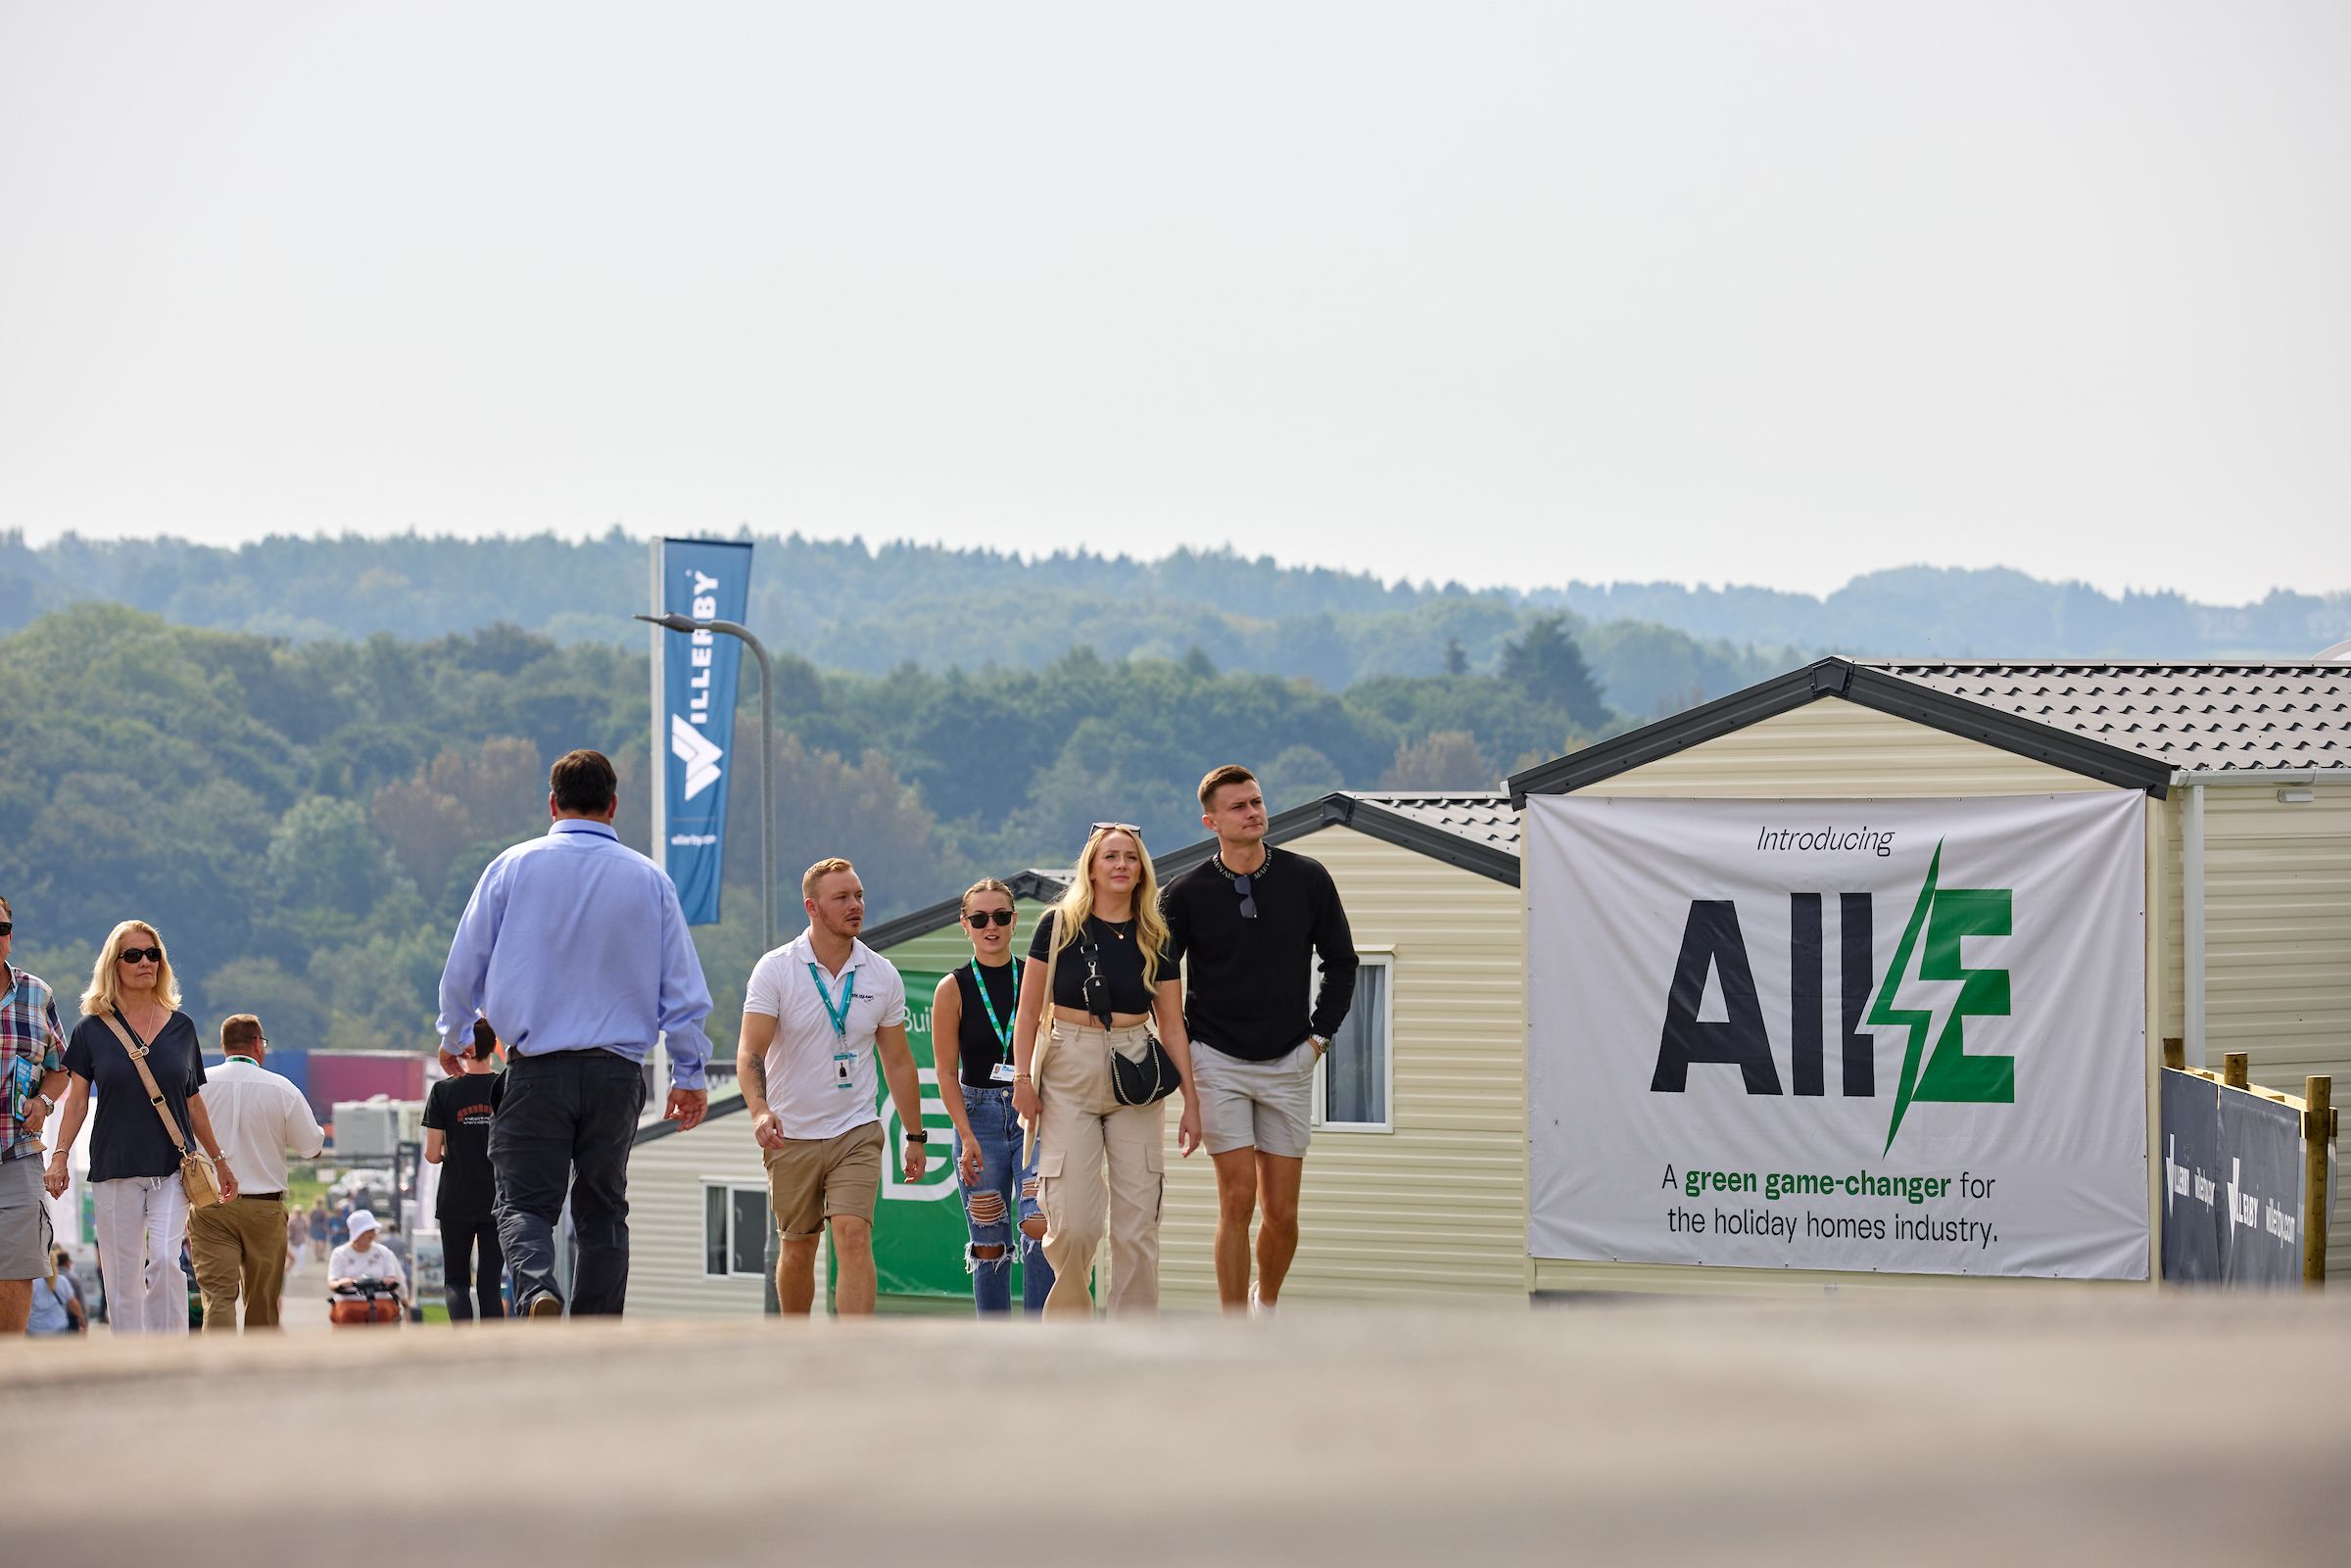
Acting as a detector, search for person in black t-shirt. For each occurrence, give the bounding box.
[423,1019,506,1321]
[1009,825,1202,1318]
[1162,765,1358,1314]
[930,879,1056,1316]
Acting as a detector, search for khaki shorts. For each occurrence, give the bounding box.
[0,1156,47,1280]
[764,1120,885,1240]
[1192,1038,1317,1158]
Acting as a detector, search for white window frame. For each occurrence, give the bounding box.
[1311,950,1394,1134]
[701,1178,770,1280]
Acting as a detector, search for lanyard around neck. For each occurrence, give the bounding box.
[969,963,1017,1057]
[806,962,857,1041]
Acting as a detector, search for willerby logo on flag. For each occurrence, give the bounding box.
[670,714,724,801]
[651,538,752,925]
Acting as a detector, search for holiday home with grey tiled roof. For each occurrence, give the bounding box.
[1510,656,2350,1290]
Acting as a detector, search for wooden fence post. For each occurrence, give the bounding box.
[2163,1037,2184,1071]
[2224,1053,2249,1090]
[2306,1075,2331,1289]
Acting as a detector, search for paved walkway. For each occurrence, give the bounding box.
[9,1292,2345,1566]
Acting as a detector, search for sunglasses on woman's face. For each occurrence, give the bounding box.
[964,909,1015,928]
[0,922,13,936]
[118,947,164,965]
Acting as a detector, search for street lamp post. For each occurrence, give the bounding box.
[635,612,777,954]
[637,610,781,1313]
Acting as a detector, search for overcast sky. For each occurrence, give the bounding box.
[2,4,2343,601]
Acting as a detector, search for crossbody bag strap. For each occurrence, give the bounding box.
[1024,920,1067,1164]
[101,1011,194,1158]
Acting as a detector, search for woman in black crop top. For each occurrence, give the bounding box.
[929,879,1055,1316]
[1008,824,1201,1318]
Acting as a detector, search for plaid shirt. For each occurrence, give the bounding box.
[1,964,68,1157]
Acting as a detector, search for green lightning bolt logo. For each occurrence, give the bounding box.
[1868,839,2017,1153]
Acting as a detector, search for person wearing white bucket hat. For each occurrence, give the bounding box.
[327,1210,407,1297]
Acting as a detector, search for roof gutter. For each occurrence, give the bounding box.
[2165,768,2328,785]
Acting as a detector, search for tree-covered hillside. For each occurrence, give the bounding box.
[0,605,1613,1059]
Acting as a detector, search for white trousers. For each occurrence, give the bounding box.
[94,1176,191,1336]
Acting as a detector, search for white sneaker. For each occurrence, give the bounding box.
[1248,1281,1273,1318]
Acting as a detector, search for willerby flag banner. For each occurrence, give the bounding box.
[1526,792,2148,1280]
[650,538,752,926]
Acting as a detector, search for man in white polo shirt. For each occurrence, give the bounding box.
[187,1014,325,1330]
[738,857,929,1315]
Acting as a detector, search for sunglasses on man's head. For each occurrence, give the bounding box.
[964,909,1015,928]
[118,947,164,965]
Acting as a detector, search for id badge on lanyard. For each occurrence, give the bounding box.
[809,962,860,1091]
[970,963,1019,1084]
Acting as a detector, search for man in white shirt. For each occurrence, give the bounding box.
[739,858,929,1315]
[187,1015,325,1330]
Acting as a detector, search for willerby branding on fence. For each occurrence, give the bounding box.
[1527,792,2149,1280]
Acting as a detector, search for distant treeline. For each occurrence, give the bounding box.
[2,534,2339,697]
[0,605,1612,1061]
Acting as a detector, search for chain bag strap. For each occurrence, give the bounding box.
[101,1011,223,1210]
[1076,924,1181,1108]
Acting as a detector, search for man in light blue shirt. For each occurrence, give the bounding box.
[436,748,713,1317]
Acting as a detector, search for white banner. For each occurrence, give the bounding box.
[1528,792,2148,1280]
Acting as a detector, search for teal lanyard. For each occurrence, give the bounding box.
[969,962,1017,1060]
[807,963,857,1041]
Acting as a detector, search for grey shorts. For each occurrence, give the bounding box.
[0,1155,48,1280]
[1192,1039,1316,1159]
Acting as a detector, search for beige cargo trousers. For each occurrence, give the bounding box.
[1031,1019,1166,1317]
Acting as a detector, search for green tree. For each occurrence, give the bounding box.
[1380,731,1495,791]
[1500,615,1609,733]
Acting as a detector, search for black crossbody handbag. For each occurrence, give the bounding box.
[1077,923,1182,1107]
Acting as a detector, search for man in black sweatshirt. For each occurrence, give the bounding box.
[1162,764,1358,1312]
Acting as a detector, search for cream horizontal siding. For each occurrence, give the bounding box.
[624,1110,771,1318]
[1534,694,2155,1297]
[1572,696,2128,798]
[1159,825,1531,1307]
[2199,780,2351,1279]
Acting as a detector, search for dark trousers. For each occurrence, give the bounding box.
[440,1212,504,1321]
[490,1051,646,1316]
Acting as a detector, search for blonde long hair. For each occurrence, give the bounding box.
[81,920,182,1017]
[1050,827,1171,986]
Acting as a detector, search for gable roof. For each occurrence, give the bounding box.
[1510,657,2351,803]
[1865,662,2351,775]
[857,788,1524,969]
[1152,790,1521,887]
[856,867,1075,956]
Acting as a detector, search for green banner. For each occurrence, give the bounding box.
[828,970,1026,1305]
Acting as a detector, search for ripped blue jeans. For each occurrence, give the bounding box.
[957,1084,1053,1315]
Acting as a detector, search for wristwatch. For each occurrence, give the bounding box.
[1310,1035,1329,1056]
[903,1130,930,1144]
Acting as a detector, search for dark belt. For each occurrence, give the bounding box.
[242,1191,285,1202]
[513,1047,628,1063]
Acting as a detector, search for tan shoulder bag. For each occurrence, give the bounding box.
[102,1012,224,1210]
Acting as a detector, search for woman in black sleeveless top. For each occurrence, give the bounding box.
[930,879,1053,1315]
